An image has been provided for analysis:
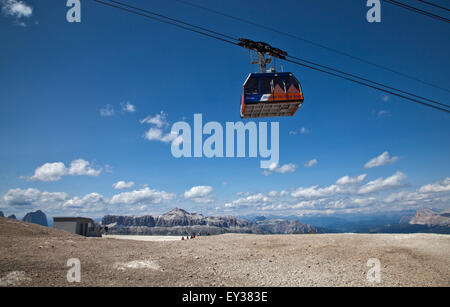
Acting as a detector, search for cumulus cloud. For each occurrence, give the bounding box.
[357,171,407,194]
[304,159,318,168]
[418,177,450,193]
[27,159,102,182]
[68,159,102,177]
[268,190,278,197]
[336,174,367,185]
[2,185,178,216]
[3,188,67,207]
[184,186,214,203]
[140,111,168,128]
[27,162,67,182]
[144,128,178,143]
[100,104,115,117]
[110,187,176,206]
[1,0,32,19]
[121,101,136,113]
[291,185,337,199]
[263,163,297,175]
[291,174,368,199]
[364,151,400,169]
[62,193,106,212]
[225,193,270,208]
[221,170,436,217]
[112,181,135,190]
[140,111,179,143]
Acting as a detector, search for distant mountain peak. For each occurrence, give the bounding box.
[409,208,450,227]
[22,210,48,227]
[166,208,189,214]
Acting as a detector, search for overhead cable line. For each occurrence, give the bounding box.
[418,0,450,12]
[93,0,238,45]
[283,57,449,113]
[93,0,450,114]
[174,0,450,94]
[382,0,450,23]
[285,54,450,109]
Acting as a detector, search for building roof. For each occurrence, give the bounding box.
[53,217,95,224]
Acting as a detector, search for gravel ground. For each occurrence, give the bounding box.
[0,217,449,287]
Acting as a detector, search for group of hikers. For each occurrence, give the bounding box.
[181,232,210,240]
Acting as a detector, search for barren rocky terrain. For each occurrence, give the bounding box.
[0,217,449,287]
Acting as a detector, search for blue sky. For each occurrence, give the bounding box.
[0,0,449,219]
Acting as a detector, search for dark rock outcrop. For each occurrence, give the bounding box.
[22,210,48,227]
[102,208,321,235]
[8,215,17,220]
[253,219,318,234]
[0,211,3,218]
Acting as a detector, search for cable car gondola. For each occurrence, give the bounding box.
[240,71,304,118]
[238,39,304,118]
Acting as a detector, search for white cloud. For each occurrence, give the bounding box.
[289,127,310,135]
[3,188,67,207]
[62,193,107,213]
[100,104,115,117]
[121,101,136,113]
[418,177,450,193]
[377,110,391,117]
[304,159,318,168]
[28,162,67,182]
[2,0,32,18]
[144,127,178,143]
[68,159,102,177]
[225,193,270,208]
[358,171,407,194]
[221,170,420,216]
[291,174,366,199]
[2,185,177,216]
[364,151,400,169]
[384,191,412,203]
[280,190,289,197]
[140,111,168,128]
[263,163,297,175]
[291,185,338,199]
[140,111,179,143]
[27,159,102,182]
[112,181,135,190]
[336,174,367,185]
[184,186,214,203]
[268,190,278,197]
[110,187,175,206]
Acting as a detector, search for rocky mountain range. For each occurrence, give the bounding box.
[408,208,450,227]
[360,208,450,234]
[102,208,321,235]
